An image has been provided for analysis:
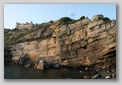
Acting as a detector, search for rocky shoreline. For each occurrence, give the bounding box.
[5,52,116,79]
[4,63,116,79]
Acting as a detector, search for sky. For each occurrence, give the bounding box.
[4,4,116,29]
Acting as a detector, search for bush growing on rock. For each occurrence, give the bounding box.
[102,17,111,22]
[49,20,53,23]
[79,16,85,20]
[59,17,75,25]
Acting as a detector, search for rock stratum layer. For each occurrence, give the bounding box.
[5,15,116,69]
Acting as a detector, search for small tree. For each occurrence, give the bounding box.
[102,17,110,22]
[59,17,75,24]
[49,20,53,23]
[79,16,85,20]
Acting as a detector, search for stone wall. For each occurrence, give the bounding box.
[92,15,104,21]
[15,21,34,30]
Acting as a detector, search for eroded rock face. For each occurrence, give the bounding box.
[10,15,116,69]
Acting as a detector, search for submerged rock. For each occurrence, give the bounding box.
[53,63,62,69]
[84,76,91,79]
[79,71,82,73]
[91,73,101,79]
[44,61,52,69]
[105,76,111,79]
[24,63,31,67]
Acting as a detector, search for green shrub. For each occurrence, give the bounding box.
[59,17,75,24]
[32,23,45,31]
[59,17,72,22]
[49,20,53,23]
[79,16,85,20]
[102,17,111,22]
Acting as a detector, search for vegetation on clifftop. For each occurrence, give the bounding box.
[59,17,76,25]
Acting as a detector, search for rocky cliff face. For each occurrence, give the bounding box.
[5,15,116,69]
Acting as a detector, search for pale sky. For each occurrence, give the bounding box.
[4,4,116,29]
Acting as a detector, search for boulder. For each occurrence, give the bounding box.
[44,61,52,69]
[19,54,31,67]
[84,76,91,79]
[35,60,44,70]
[105,76,111,79]
[34,58,52,69]
[53,63,62,69]
[91,73,101,79]
[24,63,31,67]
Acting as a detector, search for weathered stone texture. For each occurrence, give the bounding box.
[11,15,116,68]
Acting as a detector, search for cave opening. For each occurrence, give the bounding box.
[83,46,87,49]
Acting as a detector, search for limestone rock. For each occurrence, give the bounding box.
[40,26,53,38]
[35,60,44,70]
[61,60,69,66]
[88,20,104,29]
[81,18,91,25]
[105,76,111,79]
[91,73,101,79]
[5,15,116,69]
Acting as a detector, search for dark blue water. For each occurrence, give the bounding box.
[4,65,86,79]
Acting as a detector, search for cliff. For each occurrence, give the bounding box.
[4,15,116,69]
